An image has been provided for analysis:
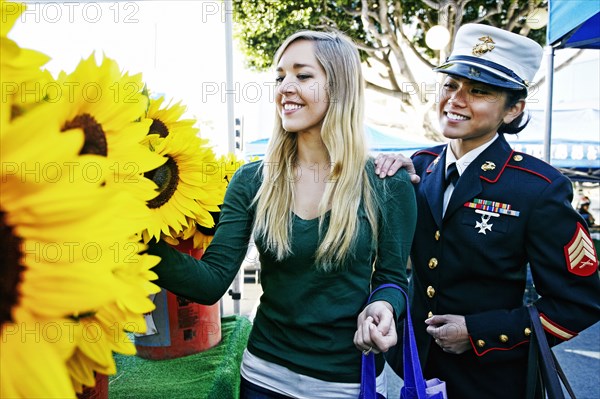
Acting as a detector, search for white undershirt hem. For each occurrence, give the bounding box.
[240,349,388,398]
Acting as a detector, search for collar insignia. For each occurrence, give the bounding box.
[481,161,496,171]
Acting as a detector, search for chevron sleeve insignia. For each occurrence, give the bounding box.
[564,222,598,277]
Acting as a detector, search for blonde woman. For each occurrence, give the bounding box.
[148,31,416,398]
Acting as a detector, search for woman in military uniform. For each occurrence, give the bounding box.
[383,24,600,398]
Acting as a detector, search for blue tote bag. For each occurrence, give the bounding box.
[359,284,447,399]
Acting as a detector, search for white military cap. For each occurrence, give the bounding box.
[434,24,543,91]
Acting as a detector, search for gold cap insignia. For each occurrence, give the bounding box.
[481,161,496,171]
[472,35,495,56]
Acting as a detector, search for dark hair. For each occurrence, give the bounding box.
[498,88,529,134]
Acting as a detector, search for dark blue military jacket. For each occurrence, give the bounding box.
[387,134,600,399]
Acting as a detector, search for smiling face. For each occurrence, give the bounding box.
[438,75,524,152]
[275,40,329,136]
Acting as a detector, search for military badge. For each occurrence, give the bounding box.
[481,161,496,171]
[474,210,498,234]
[465,199,520,217]
[472,35,495,56]
[465,199,520,234]
[468,67,481,78]
[563,222,598,276]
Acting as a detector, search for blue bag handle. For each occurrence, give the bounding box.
[359,283,427,399]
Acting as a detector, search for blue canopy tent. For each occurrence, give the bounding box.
[363,125,439,155]
[543,0,600,182]
[547,0,600,49]
[243,125,438,159]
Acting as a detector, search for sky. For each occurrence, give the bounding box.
[10,0,274,155]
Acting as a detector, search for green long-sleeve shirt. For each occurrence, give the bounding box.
[148,160,416,383]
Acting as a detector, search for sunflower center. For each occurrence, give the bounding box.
[145,157,179,209]
[0,211,24,327]
[62,113,108,156]
[11,104,24,120]
[150,118,170,138]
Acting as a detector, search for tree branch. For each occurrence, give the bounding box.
[422,0,442,10]
[471,0,503,25]
[399,29,436,69]
[365,80,404,99]
[361,0,424,102]
[356,42,391,54]
[342,6,360,17]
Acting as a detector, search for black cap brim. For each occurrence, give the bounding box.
[434,62,526,90]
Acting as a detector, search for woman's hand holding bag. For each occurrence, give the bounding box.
[359,283,447,399]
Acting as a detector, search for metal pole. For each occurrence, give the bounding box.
[543,45,555,164]
[224,0,242,315]
[225,0,236,154]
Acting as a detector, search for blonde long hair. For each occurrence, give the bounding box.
[253,30,378,271]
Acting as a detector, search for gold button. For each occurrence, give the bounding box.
[428,258,438,269]
[426,286,435,298]
[435,230,440,241]
[427,311,433,318]
[513,154,523,162]
[499,334,509,343]
[477,339,485,348]
[524,328,531,337]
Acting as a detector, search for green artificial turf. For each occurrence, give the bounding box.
[109,315,252,399]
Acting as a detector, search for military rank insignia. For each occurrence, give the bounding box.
[563,223,598,276]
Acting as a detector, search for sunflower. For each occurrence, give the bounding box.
[140,96,225,245]
[0,100,155,397]
[202,152,245,215]
[1,14,162,393]
[163,216,216,250]
[1,309,76,398]
[0,0,53,130]
[163,152,246,249]
[36,55,173,393]
[66,250,161,393]
[50,54,165,204]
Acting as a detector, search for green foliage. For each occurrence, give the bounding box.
[233,0,370,70]
[403,0,547,59]
[233,0,547,72]
[234,0,319,70]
